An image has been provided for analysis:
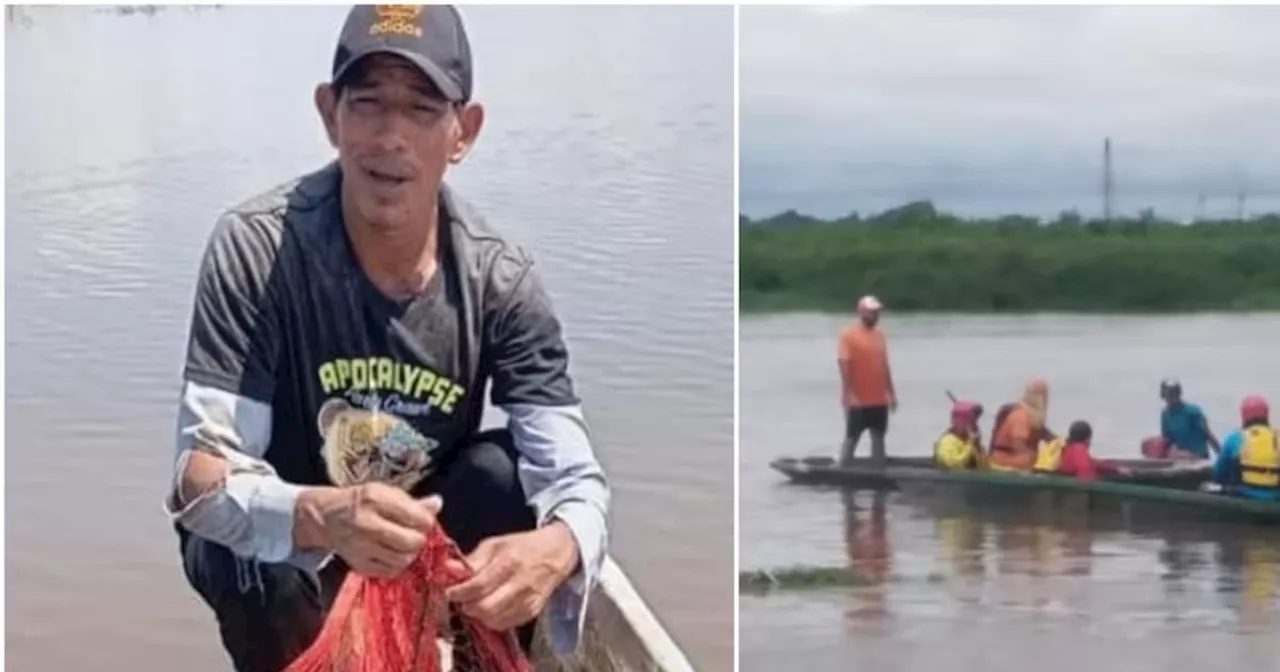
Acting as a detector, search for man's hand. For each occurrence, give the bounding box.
[888,394,898,414]
[444,521,580,631]
[294,482,441,579]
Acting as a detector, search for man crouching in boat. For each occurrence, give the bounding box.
[935,401,985,470]
[1034,421,1131,481]
[164,7,608,670]
[1207,396,1280,501]
[987,379,1053,472]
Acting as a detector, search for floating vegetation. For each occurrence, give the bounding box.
[6,5,223,26]
[97,5,224,16]
[739,565,875,595]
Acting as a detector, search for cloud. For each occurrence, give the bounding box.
[740,5,1280,219]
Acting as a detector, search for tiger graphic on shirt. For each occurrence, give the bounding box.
[316,398,440,490]
[314,356,466,489]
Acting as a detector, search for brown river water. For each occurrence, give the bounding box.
[5,6,734,670]
[741,312,1280,671]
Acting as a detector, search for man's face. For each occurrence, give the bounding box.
[859,309,880,327]
[316,54,484,229]
[1164,389,1182,407]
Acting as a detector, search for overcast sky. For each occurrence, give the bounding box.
[740,5,1280,220]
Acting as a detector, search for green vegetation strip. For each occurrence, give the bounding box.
[739,566,875,594]
[740,202,1280,313]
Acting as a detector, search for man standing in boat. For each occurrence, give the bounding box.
[1159,378,1221,459]
[163,6,609,671]
[837,295,898,466]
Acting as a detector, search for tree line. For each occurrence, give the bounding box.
[740,201,1280,313]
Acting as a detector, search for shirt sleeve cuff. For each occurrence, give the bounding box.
[231,473,305,563]
[543,500,608,655]
[166,469,309,565]
[232,476,335,574]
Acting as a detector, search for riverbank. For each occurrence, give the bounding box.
[741,202,1280,313]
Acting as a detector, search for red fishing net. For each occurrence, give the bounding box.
[284,525,534,672]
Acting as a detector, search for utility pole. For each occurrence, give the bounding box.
[1233,166,1247,222]
[1102,137,1114,224]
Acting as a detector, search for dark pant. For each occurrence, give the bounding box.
[178,429,538,672]
[843,405,889,463]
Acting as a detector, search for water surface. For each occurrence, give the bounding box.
[741,313,1280,669]
[6,6,734,670]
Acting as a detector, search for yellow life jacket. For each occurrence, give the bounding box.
[934,431,980,470]
[1033,436,1066,473]
[1239,425,1280,489]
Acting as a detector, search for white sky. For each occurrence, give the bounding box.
[740,5,1280,219]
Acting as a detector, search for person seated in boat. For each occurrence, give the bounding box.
[971,402,986,450]
[988,378,1052,472]
[1140,436,1172,460]
[1156,378,1221,460]
[1035,420,1131,481]
[934,400,984,471]
[1210,396,1280,501]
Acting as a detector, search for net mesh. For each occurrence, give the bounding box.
[283,525,534,672]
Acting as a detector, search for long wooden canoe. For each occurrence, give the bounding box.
[770,454,1212,491]
[533,556,697,672]
[889,466,1280,524]
[898,478,1280,536]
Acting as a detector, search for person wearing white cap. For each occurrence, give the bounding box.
[837,294,898,465]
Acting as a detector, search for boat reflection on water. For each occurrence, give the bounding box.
[840,490,892,623]
[835,486,1280,635]
[1214,536,1280,630]
[934,505,986,578]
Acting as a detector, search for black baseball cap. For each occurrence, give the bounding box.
[331,4,473,103]
[1067,420,1092,442]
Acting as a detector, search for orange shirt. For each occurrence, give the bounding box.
[989,405,1037,470]
[838,324,890,408]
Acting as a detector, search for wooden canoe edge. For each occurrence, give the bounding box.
[532,555,698,672]
[593,556,698,672]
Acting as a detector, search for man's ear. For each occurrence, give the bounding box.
[315,83,340,148]
[448,102,485,164]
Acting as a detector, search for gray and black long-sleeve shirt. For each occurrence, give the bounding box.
[164,161,609,654]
